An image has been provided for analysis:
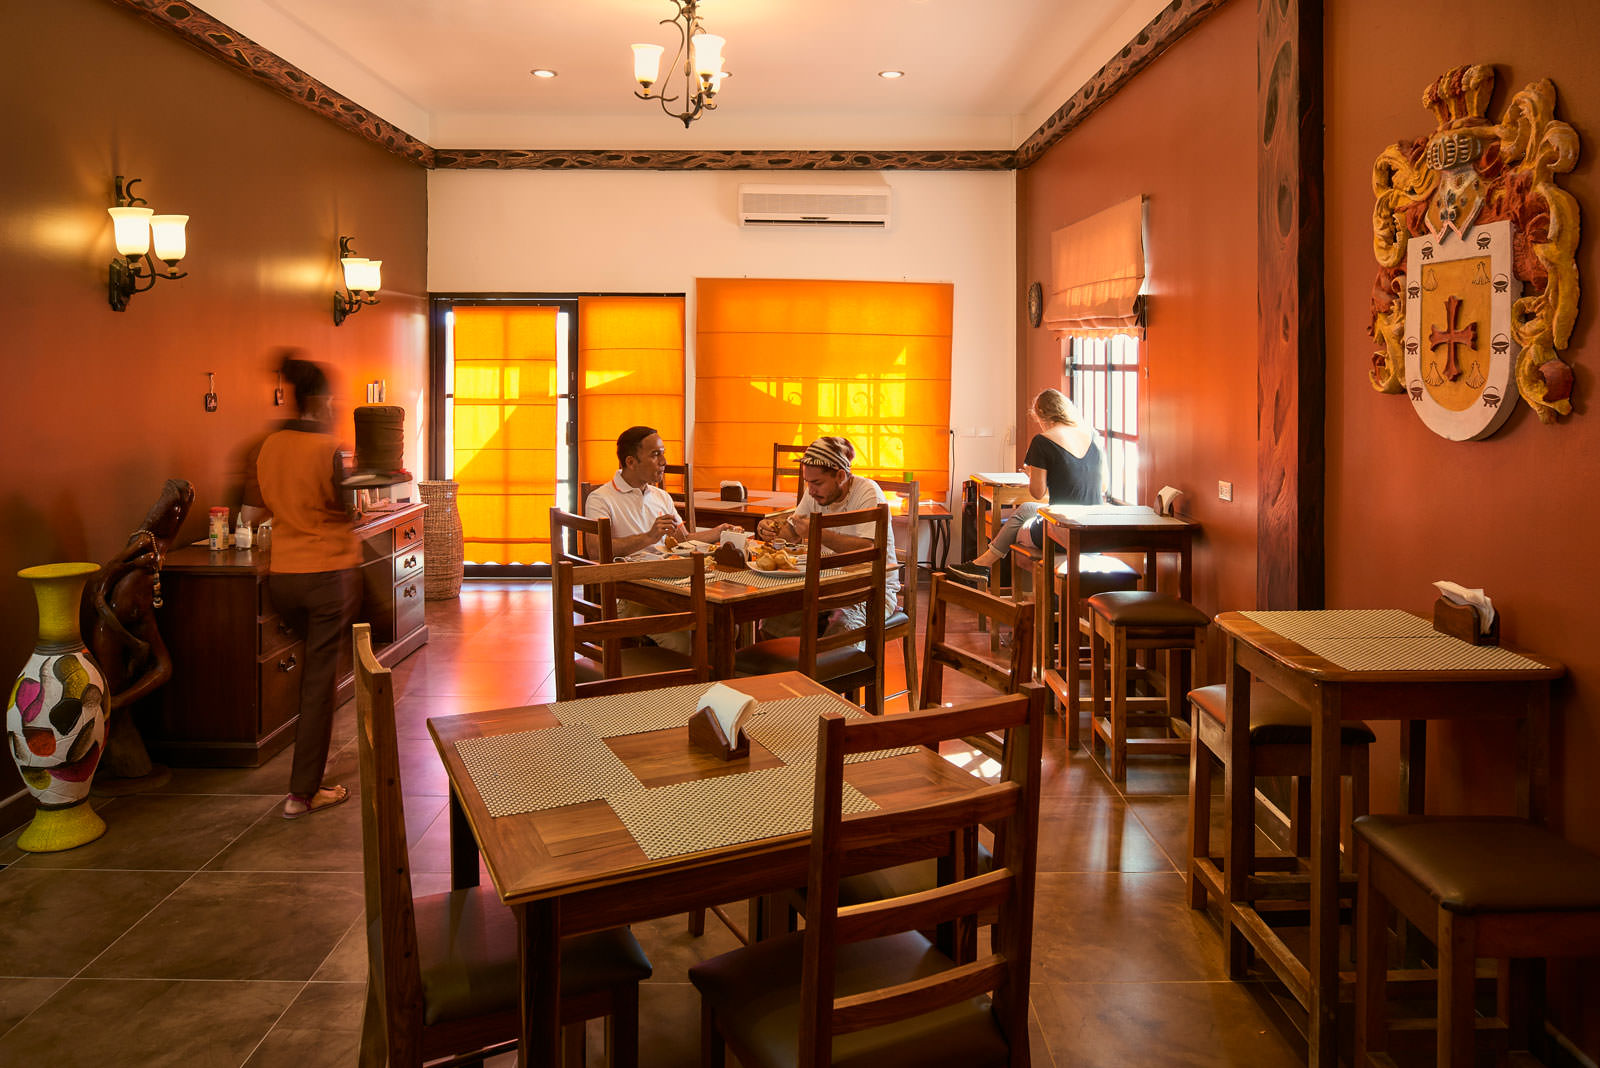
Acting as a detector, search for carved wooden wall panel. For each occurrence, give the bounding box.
[430,149,1014,171]
[1256,0,1324,610]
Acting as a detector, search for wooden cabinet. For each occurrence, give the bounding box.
[151,503,430,766]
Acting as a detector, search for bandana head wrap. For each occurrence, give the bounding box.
[800,436,855,472]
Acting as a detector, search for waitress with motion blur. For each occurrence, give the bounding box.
[243,352,359,819]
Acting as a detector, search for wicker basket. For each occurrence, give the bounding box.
[418,480,464,600]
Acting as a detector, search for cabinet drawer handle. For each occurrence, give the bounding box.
[403,526,418,541]
[402,554,418,569]
[277,621,295,636]
[278,654,298,672]
[403,584,418,598]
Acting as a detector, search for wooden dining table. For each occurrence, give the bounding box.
[1212,610,1564,1068]
[1037,504,1199,747]
[692,488,954,567]
[429,671,991,1066]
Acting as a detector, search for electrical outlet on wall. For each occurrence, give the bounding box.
[1218,480,1233,502]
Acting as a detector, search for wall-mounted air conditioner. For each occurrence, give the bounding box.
[737,184,891,228]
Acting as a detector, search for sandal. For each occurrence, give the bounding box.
[282,784,349,820]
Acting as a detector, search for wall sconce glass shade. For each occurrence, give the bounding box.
[109,206,154,257]
[106,176,187,312]
[632,43,664,90]
[334,236,382,325]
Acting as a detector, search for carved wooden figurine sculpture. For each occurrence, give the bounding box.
[85,478,195,786]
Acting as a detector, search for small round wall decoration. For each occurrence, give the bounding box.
[1027,282,1043,327]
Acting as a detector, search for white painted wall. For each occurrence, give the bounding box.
[427,168,1020,506]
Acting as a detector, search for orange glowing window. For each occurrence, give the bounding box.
[576,296,686,485]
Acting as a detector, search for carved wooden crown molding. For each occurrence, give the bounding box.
[108,0,1221,172]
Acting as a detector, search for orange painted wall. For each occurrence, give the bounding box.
[1016,0,1260,630]
[1327,0,1599,1044]
[0,0,428,825]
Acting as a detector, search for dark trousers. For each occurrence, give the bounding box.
[267,569,359,798]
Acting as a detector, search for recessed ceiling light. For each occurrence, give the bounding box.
[878,70,905,80]
[530,68,558,79]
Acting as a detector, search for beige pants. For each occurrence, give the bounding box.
[619,600,692,655]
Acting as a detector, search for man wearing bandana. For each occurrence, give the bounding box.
[756,435,899,639]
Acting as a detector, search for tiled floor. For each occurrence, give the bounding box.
[0,580,1307,1067]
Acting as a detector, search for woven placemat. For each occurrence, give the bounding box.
[454,724,643,817]
[550,682,713,737]
[744,697,920,765]
[1240,609,1437,644]
[1298,635,1545,673]
[607,765,879,860]
[722,567,847,589]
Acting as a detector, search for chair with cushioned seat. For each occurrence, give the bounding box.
[1186,683,1374,974]
[734,504,888,716]
[552,555,710,701]
[1085,589,1210,782]
[352,623,652,1068]
[690,688,1044,1068]
[876,478,921,712]
[1354,815,1600,1068]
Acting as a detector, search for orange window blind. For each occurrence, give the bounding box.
[576,296,686,485]
[451,305,558,565]
[694,278,953,500]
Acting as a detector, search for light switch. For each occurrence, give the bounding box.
[1218,480,1233,502]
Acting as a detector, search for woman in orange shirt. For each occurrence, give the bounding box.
[245,354,360,818]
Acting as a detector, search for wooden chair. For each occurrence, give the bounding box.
[1186,683,1373,975]
[663,462,695,530]
[689,688,1043,1068]
[1355,816,1600,1068]
[552,555,711,701]
[771,443,808,491]
[877,478,921,711]
[733,505,889,715]
[551,506,613,568]
[1085,590,1209,782]
[921,573,1034,761]
[352,623,652,1068]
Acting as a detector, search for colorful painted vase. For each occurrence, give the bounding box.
[5,562,108,851]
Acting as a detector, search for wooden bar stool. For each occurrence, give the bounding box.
[1187,683,1374,974]
[1086,590,1208,781]
[1354,815,1600,1068]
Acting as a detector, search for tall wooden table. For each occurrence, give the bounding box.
[1038,505,1198,748]
[429,671,989,1066]
[1212,610,1564,1068]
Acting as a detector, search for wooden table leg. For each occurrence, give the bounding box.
[1518,685,1550,821]
[520,899,563,1067]
[711,604,737,679]
[1307,688,1343,1068]
[449,789,479,889]
[1223,642,1252,977]
[1399,719,1427,815]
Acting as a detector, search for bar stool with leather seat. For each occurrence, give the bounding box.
[734,504,889,715]
[690,688,1044,1068]
[1186,683,1374,974]
[352,623,652,1068]
[1354,815,1600,1068]
[1085,589,1209,782]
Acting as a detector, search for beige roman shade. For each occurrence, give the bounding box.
[1042,194,1147,337]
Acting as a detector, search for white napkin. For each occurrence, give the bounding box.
[1433,580,1495,634]
[1156,485,1183,516]
[719,529,748,553]
[699,682,755,743]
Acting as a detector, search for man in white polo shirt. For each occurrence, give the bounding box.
[585,425,730,554]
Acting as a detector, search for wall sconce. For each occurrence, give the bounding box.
[333,236,382,325]
[107,176,189,312]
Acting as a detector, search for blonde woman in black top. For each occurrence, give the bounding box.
[948,388,1103,585]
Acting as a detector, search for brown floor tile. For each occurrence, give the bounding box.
[206,784,364,873]
[12,794,278,872]
[84,871,364,981]
[1035,798,1175,874]
[0,977,68,1037]
[243,980,366,1068]
[0,978,301,1068]
[1030,872,1228,984]
[310,918,366,983]
[0,868,188,977]
[1030,979,1305,1067]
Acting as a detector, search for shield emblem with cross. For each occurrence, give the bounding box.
[1403,218,1519,440]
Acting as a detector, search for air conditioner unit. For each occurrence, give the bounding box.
[737,184,891,228]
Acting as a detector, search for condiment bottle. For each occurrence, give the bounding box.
[208,507,229,550]
[234,514,253,550]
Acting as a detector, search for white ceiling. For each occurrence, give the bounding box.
[192,0,1172,150]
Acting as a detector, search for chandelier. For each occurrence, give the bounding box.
[630,0,726,128]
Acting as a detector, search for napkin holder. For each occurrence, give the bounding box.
[688,705,749,760]
[1433,597,1499,645]
[719,480,748,502]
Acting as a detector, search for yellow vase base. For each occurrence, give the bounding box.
[17,802,107,853]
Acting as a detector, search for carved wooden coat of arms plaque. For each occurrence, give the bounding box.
[1368,65,1581,438]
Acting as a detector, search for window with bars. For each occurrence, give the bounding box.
[1066,334,1141,505]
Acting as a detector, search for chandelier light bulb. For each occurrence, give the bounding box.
[108,206,154,258]
[691,33,724,81]
[148,214,188,265]
[632,43,664,90]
